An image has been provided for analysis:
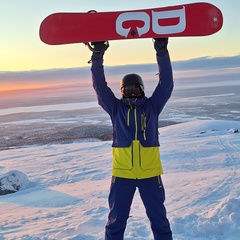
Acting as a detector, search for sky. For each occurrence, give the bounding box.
[1,0,240,73]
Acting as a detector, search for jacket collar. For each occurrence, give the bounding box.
[122,96,148,108]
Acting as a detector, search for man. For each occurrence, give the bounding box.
[90,38,173,240]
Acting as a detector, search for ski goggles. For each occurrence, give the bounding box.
[123,84,142,98]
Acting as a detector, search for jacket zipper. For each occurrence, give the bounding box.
[127,98,146,140]
[127,100,132,126]
[141,112,146,140]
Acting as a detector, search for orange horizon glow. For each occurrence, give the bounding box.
[0,81,78,92]
[0,83,60,92]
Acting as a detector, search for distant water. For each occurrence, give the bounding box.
[0,101,98,116]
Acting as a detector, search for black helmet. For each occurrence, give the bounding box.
[120,73,144,90]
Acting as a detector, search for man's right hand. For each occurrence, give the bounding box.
[91,41,109,60]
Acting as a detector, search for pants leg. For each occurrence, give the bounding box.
[138,176,172,240]
[105,177,136,240]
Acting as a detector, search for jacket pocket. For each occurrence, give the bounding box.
[140,146,161,170]
[112,146,133,170]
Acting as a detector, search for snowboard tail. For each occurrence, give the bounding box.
[40,2,223,45]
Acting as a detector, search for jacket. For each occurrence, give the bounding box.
[91,52,173,179]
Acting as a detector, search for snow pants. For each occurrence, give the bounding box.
[105,176,172,240]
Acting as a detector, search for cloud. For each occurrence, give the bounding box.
[0,67,91,91]
[171,55,240,71]
[0,67,90,81]
[1,55,240,91]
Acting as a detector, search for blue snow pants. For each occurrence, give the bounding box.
[105,176,172,240]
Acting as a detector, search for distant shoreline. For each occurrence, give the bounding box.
[0,120,178,151]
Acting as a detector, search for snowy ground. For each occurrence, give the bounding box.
[1,120,240,240]
[1,58,240,239]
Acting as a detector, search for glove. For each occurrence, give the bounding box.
[91,41,109,60]
[154,38,168,56]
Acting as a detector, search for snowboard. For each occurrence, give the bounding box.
[39,2,223,45]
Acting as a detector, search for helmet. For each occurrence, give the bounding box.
[120,73,144,90]
[120,74,145,98]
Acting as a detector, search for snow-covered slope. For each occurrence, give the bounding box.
[0,120,240,240]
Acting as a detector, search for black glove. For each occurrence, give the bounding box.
[91,41,109,60]
[154,38,168,56]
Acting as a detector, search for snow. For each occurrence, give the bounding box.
[1,120,240,239]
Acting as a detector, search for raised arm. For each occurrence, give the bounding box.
[148,38,174,114]
[90,42,117,115]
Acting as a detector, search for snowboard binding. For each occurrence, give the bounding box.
[84,41,109,53]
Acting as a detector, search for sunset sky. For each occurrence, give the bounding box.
[1,0,240,92]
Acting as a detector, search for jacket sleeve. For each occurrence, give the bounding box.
[148,51,174,114]
[91,58,117,115]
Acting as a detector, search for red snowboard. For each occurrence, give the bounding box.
[40,2,223,45]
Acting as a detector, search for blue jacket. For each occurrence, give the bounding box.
[91,52,173,179]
